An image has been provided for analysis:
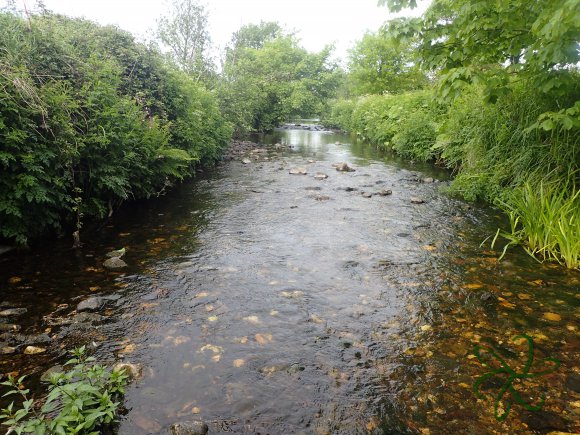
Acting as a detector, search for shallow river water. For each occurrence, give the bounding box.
[1,127,579,434]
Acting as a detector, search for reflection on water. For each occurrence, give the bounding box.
[0,127,578,434]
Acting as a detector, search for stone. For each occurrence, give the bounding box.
[289,167,307,175]
[566,373,580,393]
[71,312,105,325]
[170,421,209,435]
[314,172,328,180]
[106,247,126,258]
[0,308,27,317]
[103,257,127,269]
[335,162,355,172]
[361,192,373,198]
[423,177,434,183]
[0,323,21,332]
[76,297,104,312]
[377,189,392,196]
[1,346,16,355]
[25,333,52,345]
[23,345,46,355]
[241,158,251,164]
[344,187,358,192]
[410,197,425,204]
[41,365,63,382]
[524,410,567,432]
[114,362,143,380]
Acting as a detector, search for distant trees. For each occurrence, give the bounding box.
[157,0,214,83]
[219,23,343,135]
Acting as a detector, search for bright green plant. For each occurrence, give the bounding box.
[0,346,128,435]
[493,181,580,269]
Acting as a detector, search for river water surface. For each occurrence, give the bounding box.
[1,127,578,434]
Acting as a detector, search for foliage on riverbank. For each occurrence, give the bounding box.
[0,346,128,434]
[0,10,232,245]
[325,0,580,268]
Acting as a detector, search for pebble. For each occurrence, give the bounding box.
[0,308,28,317]
[170,420,208,435]
[23,345,46,355]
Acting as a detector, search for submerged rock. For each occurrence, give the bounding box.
[335,162,355,172]
[103,257,127,269]
[114,362,143,380]
[76,297,105,313]
[0,308,27,317]
[289,167,307,175]
[41,365,63,382]
[169,421,208,435]
[23,345,46,355]
[0,323,21,332]
[106,247,126,258]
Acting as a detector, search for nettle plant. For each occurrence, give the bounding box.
[0,347,128,435]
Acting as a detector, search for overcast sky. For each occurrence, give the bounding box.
[2,0,428,62]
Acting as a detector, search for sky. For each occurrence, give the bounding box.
[2,0,428,62]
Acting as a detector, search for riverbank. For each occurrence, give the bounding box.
[325,84,580,269]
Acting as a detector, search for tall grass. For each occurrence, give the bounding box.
[494,181,580,269]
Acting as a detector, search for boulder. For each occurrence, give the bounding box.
[410,197,425,204]
[241,158,251,164]
[169,421,208,435]
[103,257,127,269]
[377,189,392,196]
[314,173,328,180]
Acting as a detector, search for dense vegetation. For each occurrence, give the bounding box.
[326,0,579,268]
[219,22,342,135]
[0,9,231,245]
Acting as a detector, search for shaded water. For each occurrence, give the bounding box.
[1,128,578,434]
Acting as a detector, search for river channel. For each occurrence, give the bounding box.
[1,126,579,434]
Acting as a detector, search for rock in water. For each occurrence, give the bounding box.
[335,162,355,172]
[76,297,104,313]
[289,167,307,175]
[103,257,127,269]
[0,308,27,317]
[170,421,209,435]
[24,345,46,355]
[113,362,143,380]
[377,189,392,196]
[241,158,251,164]
[410,197,425,204]
[314,172,328,180]
[41,365,63,382]
[361,192,373,198]
[106,247,126,258]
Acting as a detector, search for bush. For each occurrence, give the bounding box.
[0,346,129,434]
[0,11,232,244]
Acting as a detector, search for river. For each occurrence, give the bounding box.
[1,126,578,434]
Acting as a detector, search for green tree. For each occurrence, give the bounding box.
[346,29,428,95]
[219,27,342,134]
[380,0,580,129]
[157,0,214,83]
